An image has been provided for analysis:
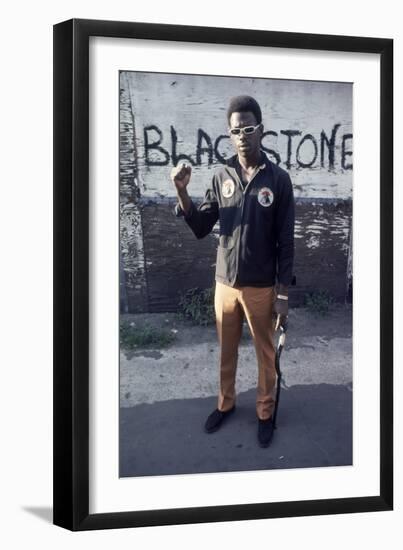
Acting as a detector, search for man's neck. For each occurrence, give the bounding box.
[237,151,262,171]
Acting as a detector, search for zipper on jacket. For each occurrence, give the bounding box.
[226,164,264,285]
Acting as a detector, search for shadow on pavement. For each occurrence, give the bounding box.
[120,383,352,478]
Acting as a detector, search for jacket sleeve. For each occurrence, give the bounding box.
[275,172,295,286]
[174,181,219,239]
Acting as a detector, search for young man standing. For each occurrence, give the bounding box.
[172,95,295,447]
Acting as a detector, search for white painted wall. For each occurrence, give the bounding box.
[124,71,352,199]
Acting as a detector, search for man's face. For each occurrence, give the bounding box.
[229,111,263,159]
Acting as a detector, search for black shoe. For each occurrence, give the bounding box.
[258,417,274,447]
[204,406,235,433]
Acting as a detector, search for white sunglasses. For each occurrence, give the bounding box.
[229,123,262,136]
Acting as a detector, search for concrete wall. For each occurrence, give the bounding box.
[120,71,353,313]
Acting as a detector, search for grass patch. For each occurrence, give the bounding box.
[178,287,215,326]
[304,289,334,316]
[120,320,176,350]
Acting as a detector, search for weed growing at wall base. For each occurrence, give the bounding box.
[120,320,176,349]
[178,287,215,326]
[304,289,334,316]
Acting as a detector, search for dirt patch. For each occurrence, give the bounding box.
[120,304,352,352]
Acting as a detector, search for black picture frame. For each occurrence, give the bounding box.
[53,18,393,531]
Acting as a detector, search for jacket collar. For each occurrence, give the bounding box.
[226,150,269,171]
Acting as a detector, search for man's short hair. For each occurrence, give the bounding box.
[227,95,262,125]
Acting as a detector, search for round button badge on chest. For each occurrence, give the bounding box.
[257,187,274,207]
[222,179,235,198]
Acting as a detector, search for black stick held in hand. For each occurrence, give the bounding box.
[272,322,288,430]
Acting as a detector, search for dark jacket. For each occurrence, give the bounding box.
[175,152,295,287]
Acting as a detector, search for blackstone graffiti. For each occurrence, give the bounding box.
[143,123,353,171]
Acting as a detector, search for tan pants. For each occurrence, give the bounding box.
[214,281,276,420]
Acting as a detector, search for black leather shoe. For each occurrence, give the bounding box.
[258,417,274,447]
[204,406,235,433]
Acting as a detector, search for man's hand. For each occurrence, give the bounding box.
[171,162,192,193]
[273,286,289,331]
[273,299,288,331]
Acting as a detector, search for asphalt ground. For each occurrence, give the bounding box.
[120,385,352,477]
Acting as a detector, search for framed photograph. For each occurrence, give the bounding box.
[53,18,393,530]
